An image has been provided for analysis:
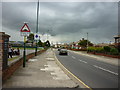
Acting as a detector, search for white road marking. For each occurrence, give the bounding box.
[93,65,118,76]
[79,59,87,64]
[72,56,76,59]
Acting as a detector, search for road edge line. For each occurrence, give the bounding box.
[53,51,92,90]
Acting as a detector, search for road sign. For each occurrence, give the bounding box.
[20,23,30,32]
[34,33,40,40]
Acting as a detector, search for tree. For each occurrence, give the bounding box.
[45,40,50,47]
[37,40,43,47]
[27,33,34,46]
[78,40,93,47]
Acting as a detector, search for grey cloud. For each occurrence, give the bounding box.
[2,2,118,43]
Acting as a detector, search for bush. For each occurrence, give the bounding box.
[103,46,111,52]
[110,48,119,55]
[87,47,104,53]
[96,47,104,53]
[87,47,96,52]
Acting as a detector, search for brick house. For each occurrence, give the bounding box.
[114,35,120,51]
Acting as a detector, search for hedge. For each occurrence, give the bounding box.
[110,48,119,55]
[87,46,119,55]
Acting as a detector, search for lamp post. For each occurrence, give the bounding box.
[35,0,39,56]
[87,32,88,52]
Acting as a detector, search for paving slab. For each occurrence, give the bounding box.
[3,49,78,88]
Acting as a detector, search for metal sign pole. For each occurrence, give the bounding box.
[20,22,31,68]
[23,36,26,67]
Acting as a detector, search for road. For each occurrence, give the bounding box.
[54,49,118,88]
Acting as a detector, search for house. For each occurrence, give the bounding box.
[114,35,120,51]
[94,43,109,47]
[114,35,120,47]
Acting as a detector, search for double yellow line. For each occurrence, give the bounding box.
[54,51,92,90]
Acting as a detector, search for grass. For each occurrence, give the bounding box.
[8,56,19,61]
[12,47,44,50]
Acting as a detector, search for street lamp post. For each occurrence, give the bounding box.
[35,0,39,56]
[87,32,88,52]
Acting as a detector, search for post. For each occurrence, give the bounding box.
[35,40,37,56]
[35,0,39,56]
[87,32,88,52]
[23,36,26,67]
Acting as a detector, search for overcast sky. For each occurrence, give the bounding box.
[1,1,118,44]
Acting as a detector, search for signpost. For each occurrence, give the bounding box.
[34,33,40,41]
[35,0,39,56]
[34,33,40,56]
[20,23,30,67]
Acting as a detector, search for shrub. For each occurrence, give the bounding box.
[87,47,96,52]
[110,48,119,55]
[96,47,104,53]
[87,47,104,53]
[103,46,111,52]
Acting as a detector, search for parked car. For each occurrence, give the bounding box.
[58,48,61,51]
[59,49,68,55]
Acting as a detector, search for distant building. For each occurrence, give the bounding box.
[94,43,109,47]
[9,41,24,46]
[114,35,120,51]
[69,38,86,49]
[114,35,120,46]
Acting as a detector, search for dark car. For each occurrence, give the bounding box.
[58,48,61,51]
[59,49,68,55]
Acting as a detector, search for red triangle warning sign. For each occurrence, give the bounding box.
[20,23,31,32]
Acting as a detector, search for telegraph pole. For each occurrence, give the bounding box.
[87,32,88,52]
[35,0,39,56]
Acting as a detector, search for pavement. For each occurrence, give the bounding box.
[3,49,79,88]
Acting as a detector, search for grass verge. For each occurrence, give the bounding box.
[8,56,19,61]
[12,47,44,50]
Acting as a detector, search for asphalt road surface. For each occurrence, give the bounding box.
[54,49,118,88]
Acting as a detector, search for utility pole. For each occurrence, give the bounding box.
[35,0,39,56]
[46,30,50,41]
[87,32,88,52]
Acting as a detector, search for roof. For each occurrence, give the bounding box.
[94,43,109,47]
[114,35,120,38]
